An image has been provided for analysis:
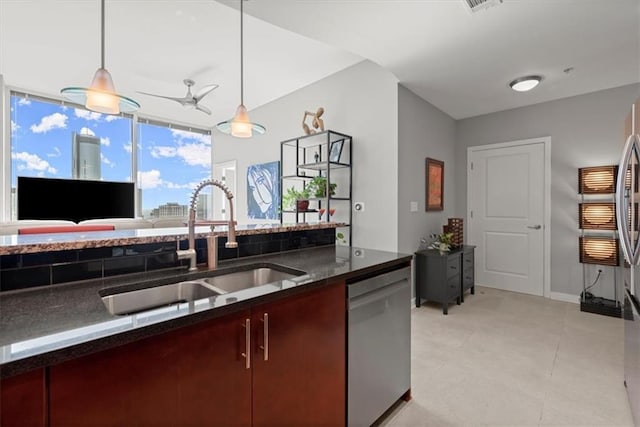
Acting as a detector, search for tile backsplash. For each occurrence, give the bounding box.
[0,228,335,292]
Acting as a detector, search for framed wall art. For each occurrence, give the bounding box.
[247,160,280,220]
[329,139,344,162]
[426,158,444,211]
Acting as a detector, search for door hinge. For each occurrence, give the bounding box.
[470,162,474,170]
[470,210,474,219]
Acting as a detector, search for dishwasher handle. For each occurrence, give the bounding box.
[348,267,411,299]
[349,279,409,311]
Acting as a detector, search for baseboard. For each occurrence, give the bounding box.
[549,292,580,304]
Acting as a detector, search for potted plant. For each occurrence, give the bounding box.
[283,186,311,211]
[307,176,337,198]
[428,232,454,254]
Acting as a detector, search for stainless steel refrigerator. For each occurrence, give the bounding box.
[617,100,640,425]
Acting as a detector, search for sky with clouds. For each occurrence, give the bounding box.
[10,95,212,216]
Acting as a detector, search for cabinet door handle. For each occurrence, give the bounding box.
[527,225,542,230]
[260,313,269,361]
[241,318,251,369]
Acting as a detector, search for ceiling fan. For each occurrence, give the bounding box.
[137,79,219,115]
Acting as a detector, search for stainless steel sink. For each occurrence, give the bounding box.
[101,281,222,315]
[101,264,305,316]
[202,266,304,293]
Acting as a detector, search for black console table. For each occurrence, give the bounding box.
[415,245,475,315]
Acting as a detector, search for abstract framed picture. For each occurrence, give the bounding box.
[247,161,280,220]
[329,139,344,162]
[426,158,444,211]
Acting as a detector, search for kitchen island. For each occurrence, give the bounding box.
[0,222,342,292]
[0,244,412,427]
[0,222,344,255]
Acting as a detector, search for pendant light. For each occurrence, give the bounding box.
[216,0,266,138]
[61,0,140,115]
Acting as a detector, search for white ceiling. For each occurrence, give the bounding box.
[1,0,639,128]
[236,0,640,119]
[0,0,362,128]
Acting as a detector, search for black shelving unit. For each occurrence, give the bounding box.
[280,130,352,246]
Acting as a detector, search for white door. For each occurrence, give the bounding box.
[468,142,545,296]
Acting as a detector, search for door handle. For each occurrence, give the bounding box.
[260,313,269,361]
[527,225,542,230]
[241,318,250,369]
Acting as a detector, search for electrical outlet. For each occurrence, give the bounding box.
[354,202,365,212]
[410,201,418,212]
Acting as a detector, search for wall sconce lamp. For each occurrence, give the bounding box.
[579,203,616,230]
[579,166,617,194]
[579,236,619,266]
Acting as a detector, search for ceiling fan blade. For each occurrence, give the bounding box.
[194,84,219,102]
[137,91,188,104]
[195,103,212,115]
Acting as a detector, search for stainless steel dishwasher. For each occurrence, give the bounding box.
[348,266,411,427]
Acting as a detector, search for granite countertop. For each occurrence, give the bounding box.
[0,245,412,378]
[0,222,344,255]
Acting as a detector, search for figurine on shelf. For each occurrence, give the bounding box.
[314,151,320,163]
[302,107,325,135]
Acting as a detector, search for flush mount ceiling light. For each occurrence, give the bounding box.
[509,75,542,92]
[216,0,266,138]
[60,0,139,115]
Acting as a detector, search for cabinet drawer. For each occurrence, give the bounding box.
[463,269,474,289]
[446,257,460,278]
[463,252,474,269]
[447,275,460,298]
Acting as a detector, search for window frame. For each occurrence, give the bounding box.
[136,116,213,219]
[1,84,214,222]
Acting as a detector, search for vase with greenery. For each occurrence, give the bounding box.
[282,186,311,211]
[306,176,337,198]
[428,232,453,253]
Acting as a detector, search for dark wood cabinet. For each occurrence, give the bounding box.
[47,281,345,427]
[0,368,46,427]
[50,308,252,427]
[415,246,475,314]
[461,246,475,302]
[252,282,345,427]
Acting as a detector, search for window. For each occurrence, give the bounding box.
[9,92,133,220]
[137,119,212,219]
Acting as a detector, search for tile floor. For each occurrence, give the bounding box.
[378,286,634,427]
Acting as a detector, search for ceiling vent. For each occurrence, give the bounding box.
[463,0,503,13]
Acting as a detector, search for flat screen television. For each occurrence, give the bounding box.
[17,176,135,223]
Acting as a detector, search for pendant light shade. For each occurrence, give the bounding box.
[216,0,265,138]
[60,0,139,115]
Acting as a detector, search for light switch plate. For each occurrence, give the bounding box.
[410,201,418,212]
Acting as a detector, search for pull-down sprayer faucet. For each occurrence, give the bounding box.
[176,179,238,271]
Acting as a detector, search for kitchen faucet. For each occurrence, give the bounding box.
[176,179,238,271]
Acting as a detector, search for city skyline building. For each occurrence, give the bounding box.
[72,131,101,180]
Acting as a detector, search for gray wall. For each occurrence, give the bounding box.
[455,83,640,297]
[213,60,400,252]
[397,85,456,255]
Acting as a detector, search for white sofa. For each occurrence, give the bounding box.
[78,218,153,230]
[0,217,188,236]
[0,220,77,236]
[148,217,187,228]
